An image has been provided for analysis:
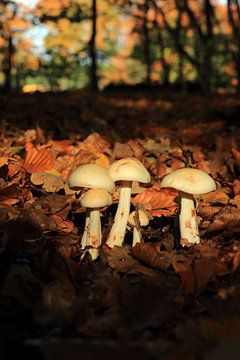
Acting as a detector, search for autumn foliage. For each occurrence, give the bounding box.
[1,0,240,92]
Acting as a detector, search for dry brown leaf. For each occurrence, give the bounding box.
[200,189,229,204]
[52,214,75,233]
[133,188,178,217]
[172,245,218,295]
[232,148,240,171]
[30,172,74,194]
[74,149,98,166]
[83,132,110,153]
[207,209,240,233]
[233,180,240,195]
[113,142,133,159]
[128,139,144,160]
[23,144,55,173]
[172,258,195,294]
[54,155,75,180]
[197,203,221,219]
[107,247,156,277]
[230,195,240,208]
[8,162,21,178]
[0,184,30,206]
[131,243,172,271]
[49,140,73,154]
[0,157,9,168]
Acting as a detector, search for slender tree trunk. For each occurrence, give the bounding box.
[156,28,169,86]
[89,0,98,91]
[143,1,151,85]
[202,0,214,93]
[227,0,240,92]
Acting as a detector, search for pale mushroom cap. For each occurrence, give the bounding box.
[160,168,216,195]
[68,164,115,193]
[128,210,149,227]
[108,158,150,183]
[80,189,112,208]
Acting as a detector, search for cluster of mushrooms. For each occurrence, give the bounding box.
[68,158,216,260]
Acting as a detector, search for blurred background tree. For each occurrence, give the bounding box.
[0,0,239,93]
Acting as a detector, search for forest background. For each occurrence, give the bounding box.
[1,0,240,93]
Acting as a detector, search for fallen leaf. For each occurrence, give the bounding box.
[52,214,74,233]
[172,245,218,295]
[133,188,178,217]
[23,145,55,173]
[30,172,74,194]
[83,132,110,153]
[0,157,9,168]
[0,184,30,206]
[131,243,172,271]
[207,210,240,233]
[107,246,156,277]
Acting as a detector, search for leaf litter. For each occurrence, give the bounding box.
[1,90,240,359]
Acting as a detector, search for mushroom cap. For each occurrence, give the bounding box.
[108,158,150,183]
[160,168,216,195]
[128,210,149,227]
[80,189,112,208]
[68,164,115,193]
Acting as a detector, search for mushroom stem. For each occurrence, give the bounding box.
[81,210,90,249]
[179,192,200,244]
[87,208,101,260]
[106,181,132,248]
[132,227,142,247]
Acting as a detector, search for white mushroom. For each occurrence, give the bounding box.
[68,163,114,250]
[80,189,112,260]
[106,158,150,248]
[160,168,216,245]
[68,163,115,193]
[128,210,149,247]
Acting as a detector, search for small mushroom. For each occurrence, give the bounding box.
[68,163,114,250]
[106,158,150,248]
[128,210,149,247]
[80,188,112,260]
[68,163,115,193]
[160,168,216,245]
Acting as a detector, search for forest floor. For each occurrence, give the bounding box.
[1,89,240,360]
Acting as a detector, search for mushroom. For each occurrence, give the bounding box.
[68,163,115,193]
[80,188,112,260]
[68,163,114,250]
[160,168,216,245]
[106,158,150,248]
[128,210,149,247]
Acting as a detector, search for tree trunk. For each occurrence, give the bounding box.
[227,0,240,92]
[143,1,151,85]
[156,28,169,86]
[89,0,98,91]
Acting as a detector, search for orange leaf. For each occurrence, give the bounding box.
[0,157,9,168]
[94,153,110,168]
[23,146,55,173]
[50,140,73,154]
[133,188,178,216]
[83,132,110,153]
